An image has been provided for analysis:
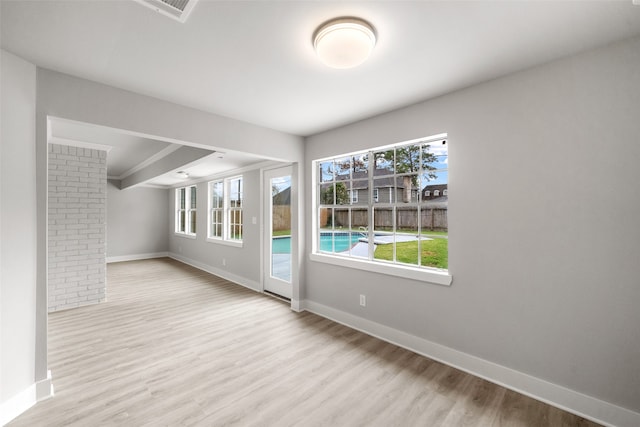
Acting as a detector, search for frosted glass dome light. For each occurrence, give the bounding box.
[313,18,376,69]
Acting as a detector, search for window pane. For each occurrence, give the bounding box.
[352,153,368,177]
[423,140,448,171]
[334,207,350,231]
[398,174,419,204]
[211,181,223,208]
[420,171,448,201]
[228,208,243,240]
[320,183,334,205]
[351,179,368,206]
[319,207,333,231]
[396,206,418,236]
[373,178,395,204]
[395,144,422,175]
[351,207,368,231]
[335,157,351,180]
[178,210,186,232]
[319,161,334,183]
[230,177,243,208]
[336,182,350,206]
[189,210,196,234]
[179,188,186,209]
[190,186,197,209]
[374,150,394,175]
[210,209,222,237]
[373,207,394,234]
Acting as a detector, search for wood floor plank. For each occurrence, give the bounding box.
[8,258,602,427]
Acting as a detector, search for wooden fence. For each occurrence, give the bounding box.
[273,205,291,232]
[323,207,448,231]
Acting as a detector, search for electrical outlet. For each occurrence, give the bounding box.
[359,294,366,307]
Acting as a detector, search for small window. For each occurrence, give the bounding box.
[208,176,244,243]
[443,189,448,196]
[228,176,243,241]
[175,185,196,236]
[434,190,440,197]
[349,189,358,203]
[373,188,379,203]
[424,190,430,197]
[209,180,224,238]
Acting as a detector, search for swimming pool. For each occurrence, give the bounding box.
[272,232,363,254]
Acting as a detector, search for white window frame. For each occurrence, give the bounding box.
[434,190,440,197]
[373,188,379,203]
[207,175,244,247]
[443,189,448,196]
[349,189,358,203]
[208,180,224,240]
[310,134,451,286]
[175,185,197,238]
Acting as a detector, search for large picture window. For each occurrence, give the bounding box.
[175,185,197,236]
[313,135,450,285]
[208,176,244,244]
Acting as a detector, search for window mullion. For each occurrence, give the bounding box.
[367,150,374,261]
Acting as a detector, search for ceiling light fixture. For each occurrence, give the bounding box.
[176,171,189,179]
[313,17,376,69]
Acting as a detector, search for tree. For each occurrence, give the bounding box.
[320,182,349,205]
[376,144,438,202]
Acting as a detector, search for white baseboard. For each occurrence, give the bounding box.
[106,252,169,263]
[291,299,302,312]
[168,252,261,293]
[1,371,54,426]
[302,300,640,427]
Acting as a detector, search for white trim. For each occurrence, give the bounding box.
[168,253,261,292]
[0,371,54,426]
[106,252,169,263]
[206,237,243,248]
[301,300,640,427]
[309,252,452,286]
[290,299,303,312]
[170,160,282,189]
[48,136,113,153]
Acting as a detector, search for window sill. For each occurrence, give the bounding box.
[309,252,452,286]
[206,238,243,248]
[174,232,196,240]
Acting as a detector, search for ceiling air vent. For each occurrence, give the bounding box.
[134,0,198,23]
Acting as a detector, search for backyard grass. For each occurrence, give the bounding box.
[273,229,291,237]
[374,238,448,269]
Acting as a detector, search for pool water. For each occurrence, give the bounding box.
[272,233,363,254]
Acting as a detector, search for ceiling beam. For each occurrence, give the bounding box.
[120,145,213,189]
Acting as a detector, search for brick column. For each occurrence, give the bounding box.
[48,144,106,312]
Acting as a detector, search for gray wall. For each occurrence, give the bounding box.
[0,50,38,409]
[168,169,262,290]
[107,181,169,259]
[304,36,640,414]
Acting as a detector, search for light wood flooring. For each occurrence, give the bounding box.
[9,258,600,426]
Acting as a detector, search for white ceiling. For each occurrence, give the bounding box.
[3,1,640,186]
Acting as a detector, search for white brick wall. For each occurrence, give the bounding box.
[48,144,107,312]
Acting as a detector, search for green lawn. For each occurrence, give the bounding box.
[374,238,448,269]
[273,229,291,237]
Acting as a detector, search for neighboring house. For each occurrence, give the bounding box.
[272,186,291,205]
[333,170,420,204]
[422,184,448,201]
